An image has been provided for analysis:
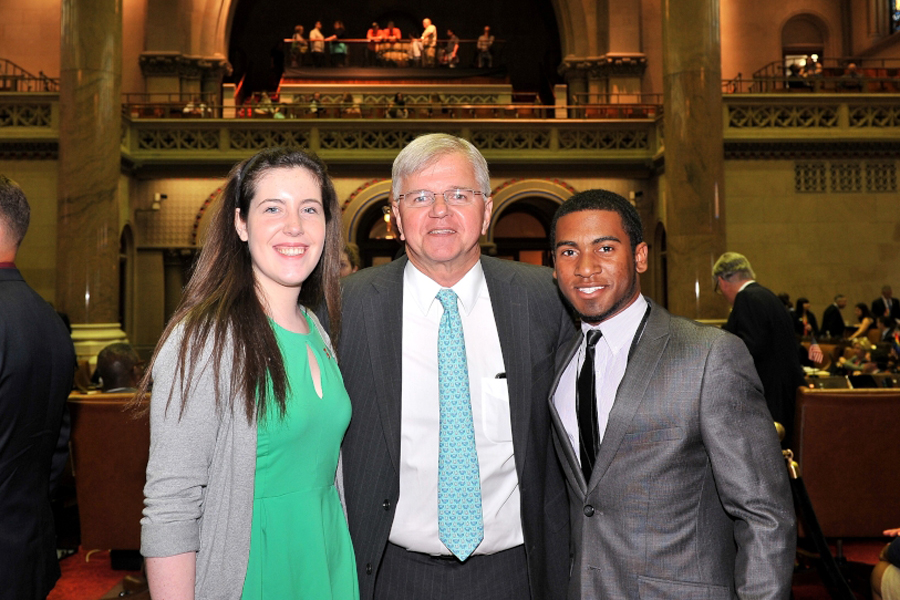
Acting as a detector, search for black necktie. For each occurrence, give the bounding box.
[577,330,602,481]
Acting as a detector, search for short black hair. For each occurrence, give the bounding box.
[550,189,643,253]
[0,175,30,248]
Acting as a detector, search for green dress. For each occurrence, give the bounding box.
[241,315,359,600]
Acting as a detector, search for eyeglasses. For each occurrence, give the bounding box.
[396,188,484,208]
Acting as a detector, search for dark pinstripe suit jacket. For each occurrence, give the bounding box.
[0,268,74,600]
[338,256,574,600]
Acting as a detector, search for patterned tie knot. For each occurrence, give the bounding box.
[437,288,459,314]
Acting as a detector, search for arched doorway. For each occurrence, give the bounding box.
[356,200,403,267]
[492,197,560,266]
[781,14,828,74]
[487,178,573,265]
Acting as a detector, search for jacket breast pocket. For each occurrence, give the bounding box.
[638,575,732,600]
[622,426,682,447]
[481,377,512,443]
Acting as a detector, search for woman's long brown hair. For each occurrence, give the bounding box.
[135,147,342,423]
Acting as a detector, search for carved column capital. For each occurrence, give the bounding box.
[559,54,648,79]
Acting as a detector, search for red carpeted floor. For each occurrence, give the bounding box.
[49,548,143,600]
[792,538,884,599]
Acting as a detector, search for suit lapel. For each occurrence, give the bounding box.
[548,331,587,494]
[482,257,531,480]
[361,258,406,473]
[586,302,670,493]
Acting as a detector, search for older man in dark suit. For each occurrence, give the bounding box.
[339,134,573,600]
[714,252,807,442]
[873,285,900,324]
[0,175,75,600]
[821,294,848,339]
[549,190,794,600]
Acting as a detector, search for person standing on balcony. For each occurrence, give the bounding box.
[421,18,437,67]
[309,21,326,67]
[477,26,495,68]
[366,22,383,66]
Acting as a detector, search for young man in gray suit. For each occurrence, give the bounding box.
[339,134,573,600]
[549,189,795,600]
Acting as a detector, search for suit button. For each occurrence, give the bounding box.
[583,505,595,517]
[383,499,391,511]
[366,563,373,575]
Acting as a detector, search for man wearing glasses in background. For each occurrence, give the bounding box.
[338,133,574,600]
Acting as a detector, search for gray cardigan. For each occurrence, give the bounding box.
[141,311,337,600]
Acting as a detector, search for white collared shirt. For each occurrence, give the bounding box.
[389,260,523,555]
[553,295,648,465]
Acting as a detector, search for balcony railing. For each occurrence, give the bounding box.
[0,59,59,92]
[281,38,507,70]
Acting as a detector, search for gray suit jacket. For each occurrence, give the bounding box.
[339,256,575,600]
[549,301,796,600]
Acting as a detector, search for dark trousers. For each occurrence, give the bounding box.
[374,542,530,600]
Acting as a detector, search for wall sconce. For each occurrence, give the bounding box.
[151,193,167,211]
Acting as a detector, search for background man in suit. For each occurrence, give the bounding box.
[549,190,794,600]
[873,285,900,325]
[821,294,848,339]
[0,175,75,600]
[339,134,573,600]
[714,252,807,442]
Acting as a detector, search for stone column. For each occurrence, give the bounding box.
[662,0,726,319]
[57,0,127,362]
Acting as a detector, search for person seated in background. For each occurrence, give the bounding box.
[835,338,877,375]
[289,25,308,67]
[794,297,820,338]
[406,31,423,67]
[476,26,495,68]
[821,294,848,339]
[387,92,408,118]
[848,302,877,340]
[839,62,864,91]
[340,243,361,278]
[96,342,143,393]
[381,21,402,65]
[340,93,362,118]
[366,22,383,66]
[879,315,898,343]
[309,91,323,117]
[440,28,459,68]
[182,97,205,117]
[872,528,900,600]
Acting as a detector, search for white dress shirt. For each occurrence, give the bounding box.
[553,295,649,465]
[389,260,524,555]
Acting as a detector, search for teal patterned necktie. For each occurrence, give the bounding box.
[436,288,484,561]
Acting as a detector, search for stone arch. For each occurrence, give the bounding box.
[341,179,393,245]
[486,178,575,244]
[780,12,832,59]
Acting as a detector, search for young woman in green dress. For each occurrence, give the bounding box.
[139,147,358,600]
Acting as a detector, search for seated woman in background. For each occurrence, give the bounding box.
[848,302,877,340]
[794,297,820,337]
[873,528,900,600]
[139,147,358,600]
